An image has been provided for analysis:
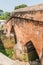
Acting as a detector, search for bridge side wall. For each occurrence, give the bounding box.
[14,20,43,59]
[4,11,43,59]
[14,11,43,59]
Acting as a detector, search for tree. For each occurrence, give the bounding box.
[14,4,28,10]
[0,12,10,20]
[0,10,3,15]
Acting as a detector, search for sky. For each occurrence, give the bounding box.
[0,0,43,12]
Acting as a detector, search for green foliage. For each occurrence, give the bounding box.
[22,53,28,61]
[0,39,13,58]
[15,4,27,10]
[0,10,3,15]
[0,47,13,58]
[0,12,10,20]
[0,10,3,12]
[5,49,13,58]
[0,34,14,58]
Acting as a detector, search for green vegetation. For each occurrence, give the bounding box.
[0,10,3,12]
[5,49,13,58]
[0,46,13,58]
[0,34,38,60]
[0,34,14,58]
[0,48,13,59]
[0,9,10,20]
[0,12,10,20]
[0,9,3,15]
[22,53,28,61]
[22,50,38,61]
[14,4,27,10]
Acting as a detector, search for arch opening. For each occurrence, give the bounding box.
[10,25,17,44]
[25,41,40,61]
[10,25,14,34]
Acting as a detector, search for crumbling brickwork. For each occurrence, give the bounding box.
[4,5,43,60]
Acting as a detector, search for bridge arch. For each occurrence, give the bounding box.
[25,40,39,61]
[4,12,43,60]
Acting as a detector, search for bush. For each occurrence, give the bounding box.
[15,4,27,10]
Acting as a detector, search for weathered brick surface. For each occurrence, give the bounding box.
[4,7,43,59]
[14,20,43,59]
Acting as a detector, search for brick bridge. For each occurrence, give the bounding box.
[4,4,43,60]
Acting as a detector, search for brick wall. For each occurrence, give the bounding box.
[4,10,43,59]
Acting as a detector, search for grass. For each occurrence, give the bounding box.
[22,53,28,61]
[5,49,14,58]
[0,48,13,58]
[0,34,14,58]
[0,40,14,58]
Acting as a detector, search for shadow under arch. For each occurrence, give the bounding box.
[10,25,17,44]
[25,40,39,61]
